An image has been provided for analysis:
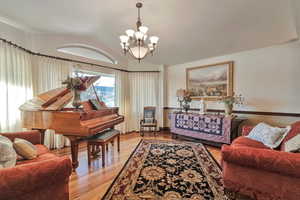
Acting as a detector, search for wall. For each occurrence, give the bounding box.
[31,33,129,70]
[0,21,33,49]
[165,40,300,127]
[0,21,129,71]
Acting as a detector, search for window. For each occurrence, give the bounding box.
[57,44,117,64]
[73,70,116,107]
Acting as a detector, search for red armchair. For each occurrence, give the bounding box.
[0,130,72,200]
[221,122,300,200]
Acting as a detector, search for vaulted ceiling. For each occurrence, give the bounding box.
[0,0,299,65]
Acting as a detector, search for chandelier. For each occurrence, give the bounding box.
[119,2,159,62]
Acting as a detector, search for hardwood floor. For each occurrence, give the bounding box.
[52,131,221,200]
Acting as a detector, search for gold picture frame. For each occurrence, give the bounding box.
[186,61,234,101]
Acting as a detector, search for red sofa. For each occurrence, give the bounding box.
[0,130,72,200]
[221,121,300,200]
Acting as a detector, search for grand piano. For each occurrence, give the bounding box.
[19,76,124,169]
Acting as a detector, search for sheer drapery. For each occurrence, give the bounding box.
[0,41,33,132]
[127,72,162,132]
[0,38,163,146]
[32,56,72,149]
[115,71,130,133]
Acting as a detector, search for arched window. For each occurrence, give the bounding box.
[57,44,117,64]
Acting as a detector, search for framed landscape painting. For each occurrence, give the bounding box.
[186,61,233,100]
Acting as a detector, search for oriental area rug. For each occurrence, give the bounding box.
[102,139,235,200]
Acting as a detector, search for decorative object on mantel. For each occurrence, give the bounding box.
[170,112,246,146]
[221,94,244,116]
[119,2,159,63]
[62,75,100,109]
[176,89,192,113]
[199,99,207,114]
[102,140,233,200]
[186,61,233,100]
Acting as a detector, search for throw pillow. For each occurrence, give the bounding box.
[13,138,37,160]
[89,99,103,110]
[280,121,300,151]
[247,123,291,149]
[284,134,300,152]
[0,135,17,168]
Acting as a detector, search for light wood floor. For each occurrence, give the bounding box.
[52,132,221,200]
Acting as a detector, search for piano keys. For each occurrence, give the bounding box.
[19,76,124,170]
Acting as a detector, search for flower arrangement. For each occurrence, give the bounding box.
[220,94,244,116]
[176,89,192,113]
[62,76,88,91]
[62,76,87,109]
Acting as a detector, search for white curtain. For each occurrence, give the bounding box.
[127,72,161,132]
[32,56,72,149]
[0,39,163,146]
[0,41,33,132]
[115,71,130,133]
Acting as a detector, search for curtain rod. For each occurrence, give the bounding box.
[0,37,160,73]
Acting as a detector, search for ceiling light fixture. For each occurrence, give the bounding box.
[119,2,159,62]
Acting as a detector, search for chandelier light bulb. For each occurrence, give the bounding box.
[148,43,154,50]
[139,26,148,34]
[135,31,144,40]
[126,29,135,38]
[120,35,129,43]
[143,34,148,41]
[150,36,159,44]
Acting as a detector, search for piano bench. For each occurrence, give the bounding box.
[87,129,120,167]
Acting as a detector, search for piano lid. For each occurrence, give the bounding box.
[20,75,100,111]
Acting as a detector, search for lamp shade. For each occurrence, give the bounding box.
[139,26,148,34]
[150,36,159,44]
[129,46,148,59]
[143,34,148,41]
[126,29,135,37]
[120,35,129,43]
[135,31,144,40]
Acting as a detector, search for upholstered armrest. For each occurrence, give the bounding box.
[1,130,41,144]
[241,126,253,136]
[0,156,72,199]
[222,145,300,178]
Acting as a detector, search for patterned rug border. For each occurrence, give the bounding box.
[101,139,222,200]
[102,139,144,200]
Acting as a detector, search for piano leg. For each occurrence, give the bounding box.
[32,129,46,145]
[67,136,80,171]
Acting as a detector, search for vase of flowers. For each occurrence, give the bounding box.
[71,89,82,109]
[62,76,86,109]
[176,89,192,113]
[221,94,244,116]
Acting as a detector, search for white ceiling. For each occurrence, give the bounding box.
[0,0,298,65]
[57,45,117,64]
